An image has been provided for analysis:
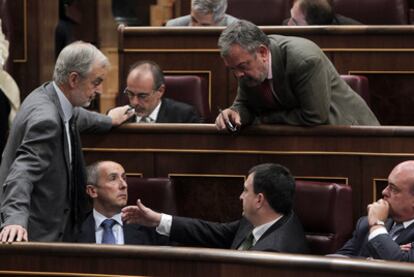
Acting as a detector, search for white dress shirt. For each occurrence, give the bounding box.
[93,209,125,244]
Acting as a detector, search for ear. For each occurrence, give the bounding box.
[257,45,269,62]
[86,184,98,199]
[157,84,165,97]
[256,192,265,208]
[68,72,80,88]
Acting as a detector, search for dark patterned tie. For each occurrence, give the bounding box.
[238,232,254,250]
[101,219,117,244]
[389,223,405,240]
[139,116,151,123]
[257,79,280,109]
[69,116,88,233]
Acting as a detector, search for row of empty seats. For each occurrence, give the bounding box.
[126,177,353,255]
[118,74,370,124]
[227,0,414,25]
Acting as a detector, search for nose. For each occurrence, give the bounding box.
[129,96,140,107]
[382,185,389,197]
[120,178,127,189]
[239,191,244,200]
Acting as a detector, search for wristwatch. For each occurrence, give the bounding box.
[373,220,385,227]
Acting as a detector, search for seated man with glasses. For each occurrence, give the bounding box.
[114,60,201,123]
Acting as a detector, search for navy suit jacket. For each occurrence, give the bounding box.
[77,213,169,245]
[335,216,414,262]
[170,212,309,254]
[128,98,202,123]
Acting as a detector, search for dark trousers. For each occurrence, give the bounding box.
[0,89,11,163]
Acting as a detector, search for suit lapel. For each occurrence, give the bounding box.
[42,83,71,182]
[123,224,136,244]
[395,221,414,244]
[252,213,289,250]
[78,213,96,243]
[156,99,167,123]
[231,218,253,249]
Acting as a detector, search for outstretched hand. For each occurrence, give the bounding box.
[121,199,162,227]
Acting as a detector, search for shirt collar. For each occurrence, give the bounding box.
[136,100,162,123]
[267,51,273,80]
[53,81,73,122]
[402,218,414,229]
[251,215,283,244]
[93,209,123,230]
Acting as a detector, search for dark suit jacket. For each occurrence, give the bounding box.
[335,216,414,262]
[232,35,379,126]
[77,213,169,245]
[0,82,112,242]
[282,13,361,25]
[166,14,238,27]
[170,212,309,253]
[128,98,202,123]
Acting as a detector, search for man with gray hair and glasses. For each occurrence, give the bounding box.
[166,0,238,26]
[0,41,132,242]
[113,60,201,123]
[215,20,379,132]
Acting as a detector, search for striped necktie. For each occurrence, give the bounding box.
[389,223,405,240]
[238,232,254,250]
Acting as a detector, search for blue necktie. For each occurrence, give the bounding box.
[101,219,116,244]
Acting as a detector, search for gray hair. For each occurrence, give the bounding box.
[53,41,109,85]
[86,161,103,186]
[192,0,228,23]
[218,20,270,57]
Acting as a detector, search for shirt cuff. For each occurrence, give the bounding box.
[368,226,388,241]
[155,213,172,236]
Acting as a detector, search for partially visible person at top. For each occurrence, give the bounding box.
[166,0,238,26]
[284,0,361,26]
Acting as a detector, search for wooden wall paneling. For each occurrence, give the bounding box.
[3,0,58,100]
[1,243,414,276]
[119,26,414,125]
[170,175,245,221]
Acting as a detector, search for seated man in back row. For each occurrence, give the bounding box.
[334,160,414,262]
[284,0,361,26]
[122,163,309,253]
[166,0,238,27]
[77,160,169,245]
[111,60,202,123]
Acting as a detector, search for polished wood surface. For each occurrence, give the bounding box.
[118,25,414,125]
[82,124,414,223]
[0,243,413,276]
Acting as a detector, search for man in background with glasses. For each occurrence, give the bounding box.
[113,60,201,123]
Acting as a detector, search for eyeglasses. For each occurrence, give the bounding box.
[123,88,156,100]
[288,17,299,26]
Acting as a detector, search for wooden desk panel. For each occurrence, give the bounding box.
[82,124,414,223]
[0,243,413,277]
[119,26,414,125]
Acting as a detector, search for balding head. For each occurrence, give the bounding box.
[382,160,414,222]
